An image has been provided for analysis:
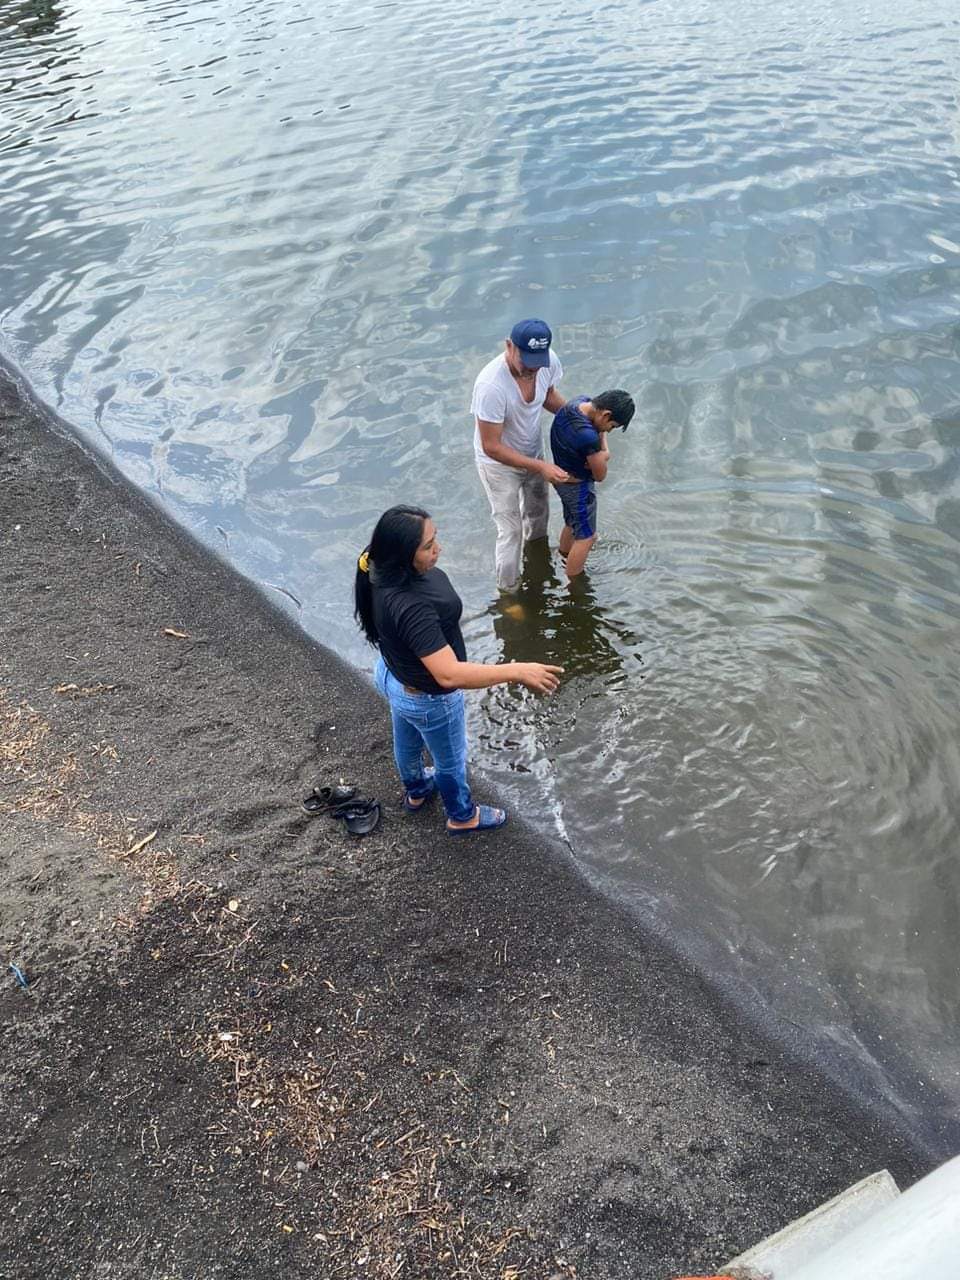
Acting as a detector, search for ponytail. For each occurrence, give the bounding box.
[354,548,377,645]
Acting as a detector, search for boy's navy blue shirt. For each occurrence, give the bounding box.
[550,396,601,481]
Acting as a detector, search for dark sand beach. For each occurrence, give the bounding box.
[0,364,929,1279]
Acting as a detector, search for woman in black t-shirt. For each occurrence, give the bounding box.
[355,505,562,834]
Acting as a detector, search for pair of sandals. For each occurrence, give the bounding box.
[304,779,506,838]
[302,784,381,836]
[404,773,507,836]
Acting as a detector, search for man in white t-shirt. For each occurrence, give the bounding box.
[471,318,571,592]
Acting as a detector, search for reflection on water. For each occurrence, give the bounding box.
[479,540,644,789]
[3,0,960,1149]
[491,539,641,681]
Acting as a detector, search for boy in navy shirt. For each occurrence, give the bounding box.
[550,389,635,578]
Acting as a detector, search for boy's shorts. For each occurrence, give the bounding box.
[556,479,597,540]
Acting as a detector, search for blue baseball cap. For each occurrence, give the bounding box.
[509,318,552,368]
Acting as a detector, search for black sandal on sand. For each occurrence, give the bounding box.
[302,784,357,815]
[330,798,381,836]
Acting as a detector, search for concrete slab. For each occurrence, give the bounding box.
[785,1155,960,1280]
[725,1169,900,1276]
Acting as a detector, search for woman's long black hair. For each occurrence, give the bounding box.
[354,504,430,645]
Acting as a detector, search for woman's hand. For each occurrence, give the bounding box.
[516,663,564,695]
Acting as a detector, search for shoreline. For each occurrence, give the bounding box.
[0,363,940,1277]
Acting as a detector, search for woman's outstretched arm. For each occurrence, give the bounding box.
[420,645,562,695]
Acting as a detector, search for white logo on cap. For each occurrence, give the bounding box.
[527,336,549,349]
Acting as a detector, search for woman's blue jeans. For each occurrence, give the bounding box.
[374,657,474,823]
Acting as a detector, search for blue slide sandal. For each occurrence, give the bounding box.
[404,767,437,813]
[447,805,507,836]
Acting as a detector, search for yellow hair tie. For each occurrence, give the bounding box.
[358,550,370,574]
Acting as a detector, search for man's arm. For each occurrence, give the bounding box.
[543,385,566,415]
[477,420,570,484]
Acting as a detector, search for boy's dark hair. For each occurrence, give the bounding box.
[594,389,635,430]
[354,504,430,646]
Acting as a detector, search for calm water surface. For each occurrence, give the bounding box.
[3,0,960,1146]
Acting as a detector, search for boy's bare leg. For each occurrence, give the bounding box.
[558,524,574,558]
[564,535,596,578]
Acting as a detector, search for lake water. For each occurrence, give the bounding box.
[3,0,960,1150]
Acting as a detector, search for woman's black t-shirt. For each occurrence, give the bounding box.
[372,567,467,694]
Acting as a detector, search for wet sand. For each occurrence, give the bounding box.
[0,363,931,1279]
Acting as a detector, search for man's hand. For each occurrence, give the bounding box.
[541,460,571,485]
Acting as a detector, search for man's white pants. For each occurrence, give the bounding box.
[476,461,550,590]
